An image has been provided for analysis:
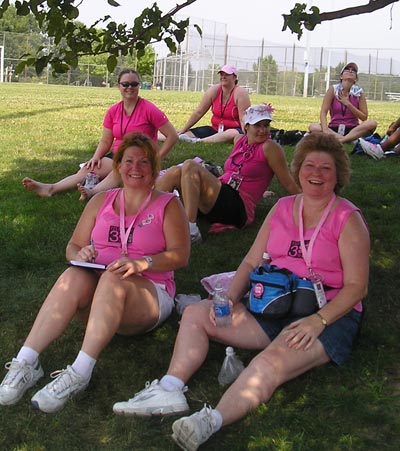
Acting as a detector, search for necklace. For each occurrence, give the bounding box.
[120,98,140,137]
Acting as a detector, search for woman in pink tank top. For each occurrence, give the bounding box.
[0,133,190,413]
[114,133,370,449]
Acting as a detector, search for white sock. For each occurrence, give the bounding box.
[16,346,39,366]
[160,374,185,392]
[71,351,96,381]
[212,408,223,432]
[189,222,199,235]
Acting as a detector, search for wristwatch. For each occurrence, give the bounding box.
[143,256,153,270]
[315,312,327,327]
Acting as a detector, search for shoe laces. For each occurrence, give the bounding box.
[197,404,215,437]
[47,366,80,395]
[2,360,30,387]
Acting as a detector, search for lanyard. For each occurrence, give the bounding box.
[231,139,257,174]
[298,194,336,278]
[220,87,234,121]
[119,189,152,256]
[120,98,140,137]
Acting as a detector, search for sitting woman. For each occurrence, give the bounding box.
[156,104,300,243]
[0,133,190,413]
[159,64,250,144]
[309,62,377,144]
[112,132,370,451]
[359,115,400,159]
[22,68,178,199]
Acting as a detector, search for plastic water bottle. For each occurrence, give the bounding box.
[84,171,99,189]
[213,286,231,327]
[218,346,245,386]
[261,252,271,266]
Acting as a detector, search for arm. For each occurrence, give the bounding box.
[263,141,300,195]
[157,120,178,159]
[85,127,114,170]
[66,194,105,261]
[227,207,276,303]
[387,117,400,135]
[339,91,368,122]
[319,87,335,132]
[177,86,217,134]
[234,87,251,130]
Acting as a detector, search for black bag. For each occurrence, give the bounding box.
[249,265,319,319]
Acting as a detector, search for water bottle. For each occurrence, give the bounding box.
[261,252,271,266]
[218,346,245,386]
[84,171,99,189]
[213,286,231,327]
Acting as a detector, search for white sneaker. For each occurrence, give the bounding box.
[172,405,217,451]
[179,134,201,144]
[0,358,44,406]
[190,229,202,245]
[359,139,385,160]
[112,379,189,417]
[31,365,89,413]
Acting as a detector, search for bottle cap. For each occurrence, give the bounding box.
[226,346,234,354]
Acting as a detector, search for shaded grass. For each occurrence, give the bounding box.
[0,83,399,450]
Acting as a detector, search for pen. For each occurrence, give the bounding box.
[90,239,95,262]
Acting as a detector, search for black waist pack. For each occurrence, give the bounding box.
[249,264,320,319]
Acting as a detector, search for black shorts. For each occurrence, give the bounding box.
[191,125,243,139]
[329,125,356,136]
[201,183,247,228]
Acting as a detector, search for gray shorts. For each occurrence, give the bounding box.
[146,282,174,332]
[250,309,362,365]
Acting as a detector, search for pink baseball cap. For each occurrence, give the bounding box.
[218,64,238,76]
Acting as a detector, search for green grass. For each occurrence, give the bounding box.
[0,83,399,451]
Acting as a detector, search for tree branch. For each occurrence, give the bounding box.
[319,0,399,22]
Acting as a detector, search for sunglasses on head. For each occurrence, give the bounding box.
[119,81,140,88]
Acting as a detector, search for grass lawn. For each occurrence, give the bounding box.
[0,83,399,451]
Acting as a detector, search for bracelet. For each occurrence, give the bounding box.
[143,256,153,270]
[315,312,327,327]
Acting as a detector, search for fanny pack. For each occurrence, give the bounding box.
[248,264,321,319]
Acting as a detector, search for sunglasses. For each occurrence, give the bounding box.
[119,81,140,88]
[343,69,357,74]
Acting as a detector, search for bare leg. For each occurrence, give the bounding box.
[23,267,99,353]
[339,120,377,143]
[23,158,113,198]
[155,165,183,192]
[382,128,400,151]
[80,271,160,359]
[78,168,120,201]
[215,332,330,426]
[166,301,270,383]
[200,129,240,144]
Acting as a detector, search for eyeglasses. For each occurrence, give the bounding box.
[119,81,140,88]
[343,69,357,74]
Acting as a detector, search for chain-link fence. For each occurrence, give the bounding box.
[2,19,400,101]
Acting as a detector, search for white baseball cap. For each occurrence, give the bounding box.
[244,104,274,125]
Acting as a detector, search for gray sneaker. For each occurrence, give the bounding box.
[190,229,202,245]
[179,134,201,144]
[172,405,217,451]
[113,379,189,417]
[0,358,44,406]
[31,365,89,413]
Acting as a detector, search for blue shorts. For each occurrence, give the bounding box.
[250,309,362,365]
[190,125,243,139]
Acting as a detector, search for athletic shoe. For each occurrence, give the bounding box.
[31,365,89,413]
[172,405,217,451]
[359,139,385,160]
[112,379,189,417]
[190,229,202,245]
[0,358,44,406]
[179,134,201,144]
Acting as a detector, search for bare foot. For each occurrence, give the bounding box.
[22,177,54,197]
[77,183,94,201]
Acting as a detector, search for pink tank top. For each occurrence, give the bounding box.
[219,135,274,225]
[267,195,364,311]
[329,95,360,128]
[91,189,177,297]
[211,85,240,131]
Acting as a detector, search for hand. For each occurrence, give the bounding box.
[337,90,350,106]
[75,244,97,263]
[208,298,233,327]
[85,157,102,171]
[284,315,325,351]
[107,257,143,280]
[176,128,187,136]
[386,122,397,135]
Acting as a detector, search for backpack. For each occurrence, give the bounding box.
[352,133,381,155]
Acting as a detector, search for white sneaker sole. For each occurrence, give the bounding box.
[113,402,189,417]
[172,419,200,451]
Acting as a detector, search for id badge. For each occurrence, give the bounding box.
[227,173,243,191]
[218,122,225,133]
[312,279,327,308]
[338,124,346,136]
